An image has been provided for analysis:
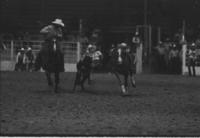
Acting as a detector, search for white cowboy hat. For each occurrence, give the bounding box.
[120,43,127,47]
[52,19,65,27]
[28,47,32,51]
[191,43,195,46]
[21,48,25,51]
[88,44,93,49]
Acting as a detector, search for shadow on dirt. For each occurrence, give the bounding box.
[74,89,137,98]
[33,87,74,95]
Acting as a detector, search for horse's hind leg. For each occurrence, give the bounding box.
[130,71,136,88]
[54,72,59,93]
[73,71,81,91]
[124,75,129,94]
[80,72,89,91]
[131,76,136,88]
[88,69,92,85]
[45,71,53,86]
[114,72,126,95]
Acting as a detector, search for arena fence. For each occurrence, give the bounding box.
[0,40,81,72]
[1,40,143,73]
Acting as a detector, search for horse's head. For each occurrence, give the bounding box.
[117,48,123,64]
[110,47,127,65]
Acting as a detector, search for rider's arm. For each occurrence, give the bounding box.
[40,25,52,34]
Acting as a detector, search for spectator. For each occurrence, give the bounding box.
[187,43,197,77]
[15,48,26,71]
[25,47,34,72]
[169,44,180,74]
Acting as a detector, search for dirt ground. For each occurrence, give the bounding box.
[0,71,200,136]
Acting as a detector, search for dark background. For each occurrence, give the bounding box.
[1,0,200,50]
[1,0,200,32]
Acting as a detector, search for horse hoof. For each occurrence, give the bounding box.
[121,93,131,97]
[48,82,53,86]
[54,86,58,93]
[121,85,126,94]
[72,87,76,92]
[81,87,85,91]
[54,89,58,93]
[132,82,136,88]
[88,80,92,85]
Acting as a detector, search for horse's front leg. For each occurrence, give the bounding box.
[124,74,129,94]
[54,72,59,93]
[80,71,89,91]
[88,68,92,85]
[73,70,81,91]
[45,71,53,86]
[113,72,126,95]
[129,70,136,88]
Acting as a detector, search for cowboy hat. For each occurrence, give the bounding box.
[88,44,93,49]
[21,48,25,51]
[120,43,127,47]
[52,19,65,27]
[191,43,195,46]
[27,47,32,51]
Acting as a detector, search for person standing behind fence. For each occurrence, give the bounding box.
[15,48,26,71]
[168,44,180,74]
[25,47,34,72]
[131,32,141,72]
[187,43,197,77]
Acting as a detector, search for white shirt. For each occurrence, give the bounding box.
[92,51,102,61]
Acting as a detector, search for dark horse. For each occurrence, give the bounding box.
[73,47,136,95]
[35,39,64,93]
[73,55,92,91]
[107,47,136,95]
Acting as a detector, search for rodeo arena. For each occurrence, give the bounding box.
[1,0,200,137]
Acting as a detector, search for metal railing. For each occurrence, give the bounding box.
[1,40,81,64]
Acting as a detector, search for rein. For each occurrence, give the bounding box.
[53,39,57,51]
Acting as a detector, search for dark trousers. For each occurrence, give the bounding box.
[158,55,167,74]
[169,57,181,74]
[188,59,196,76]
[128,53,136,73]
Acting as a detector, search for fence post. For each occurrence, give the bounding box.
[77,42,81,62]
[182,43,187,75]
[136,43,143,74]
[149,25,152,55]
[11,40,14,61]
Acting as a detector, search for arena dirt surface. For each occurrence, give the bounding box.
[0,71,200,136]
